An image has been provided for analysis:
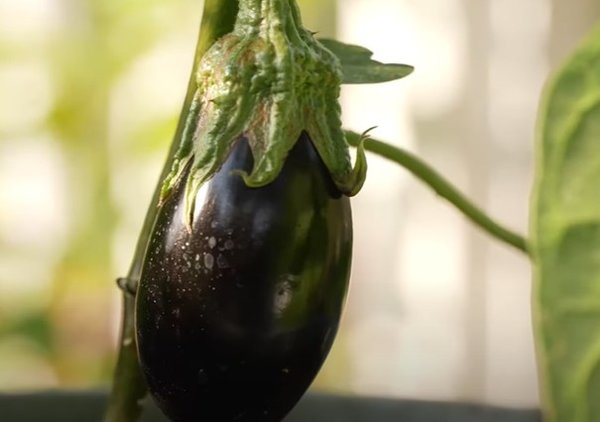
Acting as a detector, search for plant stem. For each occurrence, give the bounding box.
[345,131,530,255]
[104,2,238,421]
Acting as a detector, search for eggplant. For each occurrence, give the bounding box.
[135,132,352,422]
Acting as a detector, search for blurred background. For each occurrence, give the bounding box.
[1,0,599,410]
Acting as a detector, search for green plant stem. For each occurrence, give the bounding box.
[104,2,238,421]
[345,131,530,255]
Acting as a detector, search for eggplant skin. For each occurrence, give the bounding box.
[135,133,352,422]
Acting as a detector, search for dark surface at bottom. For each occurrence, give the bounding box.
[0,390,541,422]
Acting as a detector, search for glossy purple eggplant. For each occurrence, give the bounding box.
[135,133,352,422]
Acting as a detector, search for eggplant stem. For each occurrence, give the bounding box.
[104,1,239,421]
[345,130,530,256]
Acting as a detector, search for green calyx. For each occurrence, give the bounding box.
[160,0,367,225]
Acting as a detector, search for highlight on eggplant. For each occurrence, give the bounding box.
[135,133,353,421]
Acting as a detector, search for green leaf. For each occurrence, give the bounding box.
[318,38,413,84]
[531,23,600,422]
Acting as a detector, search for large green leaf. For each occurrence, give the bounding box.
[318,38,413,84]
[531,23,600,422]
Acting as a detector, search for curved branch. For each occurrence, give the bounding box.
[345,130,529,255]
